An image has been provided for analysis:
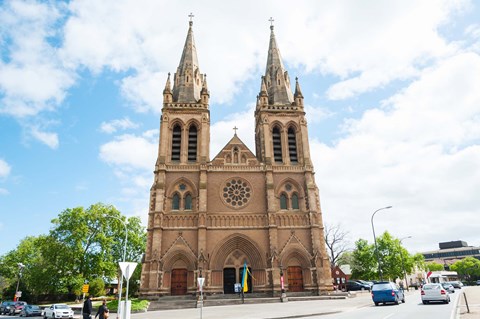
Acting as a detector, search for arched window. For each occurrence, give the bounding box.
[184,194,192,210]
[188,125,198,162]
[272,126,283,163]
[171,124,182,161]
[280,193,288,210]
[291,193,299,210]
[288,127,298,163]
[172,193,180,210]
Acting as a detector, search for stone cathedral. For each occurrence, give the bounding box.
[140,20,332,298]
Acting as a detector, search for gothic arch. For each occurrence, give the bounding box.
[162,248,197,271]
[275,177,304,195]
[280,245,312,269]
[209,233,266,270]
[167,177,198,197]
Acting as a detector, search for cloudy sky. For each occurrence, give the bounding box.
[1,0,479,256]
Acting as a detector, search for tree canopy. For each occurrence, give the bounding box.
[0,203,146,301]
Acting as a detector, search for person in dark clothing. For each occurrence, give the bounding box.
[83,295,93,319]
[95,299,109,319]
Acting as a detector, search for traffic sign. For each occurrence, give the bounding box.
[82,284,89,293]
[119,262,138,280]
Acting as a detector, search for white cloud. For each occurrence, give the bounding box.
[314,52,480,252]
[99,132,158,171]
[100,117,139,134]
[0,159,11,178]
[305,104,333,124]
[120,72,166,113]
[30,127,59,149]
[0,188,9,195]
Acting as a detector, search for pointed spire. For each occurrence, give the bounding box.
[294,77,303,98]
[201,74,209,94]
[259,76,267,96]
[264,21,294,105]
[163,72,172,94]
[172,17,203,103]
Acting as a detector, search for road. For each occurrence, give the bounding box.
[0,289,462,319]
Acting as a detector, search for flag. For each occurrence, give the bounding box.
[427,271,432,279]
[241,262,248,293]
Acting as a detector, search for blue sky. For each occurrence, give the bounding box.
[1,0,480,256]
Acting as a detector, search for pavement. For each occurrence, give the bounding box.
[458,286,480,318]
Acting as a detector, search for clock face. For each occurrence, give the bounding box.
[335,270,340,275]
[221,177,252,209]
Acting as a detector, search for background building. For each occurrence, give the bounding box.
[140,20,332,298]
[422,240,480,267]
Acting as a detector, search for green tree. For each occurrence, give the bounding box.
[88,277,106,297]
[425,262,444,271]
[351,239,376,279]
[450,257,480,282]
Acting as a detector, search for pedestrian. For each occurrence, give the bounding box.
[95,299,109,319]
[83,295,93,319]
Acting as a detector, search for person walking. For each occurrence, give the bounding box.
[95,299,109,319]
[83,295,93,319]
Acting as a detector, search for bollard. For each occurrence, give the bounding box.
[463,292,470,313]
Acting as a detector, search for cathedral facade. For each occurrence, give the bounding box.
[140,20,332,297]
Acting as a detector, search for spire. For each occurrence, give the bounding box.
[172,18,204,103]
[294,77,303,98]
[163,73,172,94]
[264,21,294,105]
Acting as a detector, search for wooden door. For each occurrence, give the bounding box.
[171,269,188,295]
[287,266,304,292]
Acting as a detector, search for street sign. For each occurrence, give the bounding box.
[197,277,205,291]
[15,291,22,297]
[119,262,138,280]
[82,284,89,293]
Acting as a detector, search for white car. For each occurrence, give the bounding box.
[43,304,74,319]
[421,283,450,304]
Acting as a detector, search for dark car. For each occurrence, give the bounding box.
[449,281,463,289]
[346,280,371,291]
[20,304,42,317]
[8,301,27,315]
[371,281,405,306]
[1,301,15,315]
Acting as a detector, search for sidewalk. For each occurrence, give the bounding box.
[458,286,480,318]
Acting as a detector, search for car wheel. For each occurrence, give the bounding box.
[402,297,405,303]
[422,301,427,304]
[374,302,379,306]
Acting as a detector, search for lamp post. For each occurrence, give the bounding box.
[14,263,25,301]
[399,236,412,291]
[371,206,392,281]
[104,215,128,319]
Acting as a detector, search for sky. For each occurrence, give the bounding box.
[1,0,480,257]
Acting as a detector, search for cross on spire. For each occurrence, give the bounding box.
[188,12,194,26]
[269,17,274,27]
[233,126,238,135]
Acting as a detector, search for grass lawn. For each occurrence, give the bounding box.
[106,299,149,312]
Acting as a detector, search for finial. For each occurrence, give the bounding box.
[188,12,194,26]
[269,17,274,30]
[233,126,238,135]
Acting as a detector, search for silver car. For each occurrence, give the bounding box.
[421,283,450,304]
[441,282,455,293]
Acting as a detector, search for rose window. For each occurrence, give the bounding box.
[221,178,252,209]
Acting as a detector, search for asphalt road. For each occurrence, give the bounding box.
[0,289,463,319]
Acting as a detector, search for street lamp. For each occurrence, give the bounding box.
[15,263,25,301]
[371,206,392,281]
[104,215,128,319]
[399,236,412,291]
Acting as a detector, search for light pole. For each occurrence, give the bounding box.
[15,263,25,301]
[104,215,128,319]
[399,236,412,291]
[371,206,392,281]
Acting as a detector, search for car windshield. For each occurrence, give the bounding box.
[372,283,392,290]
[31,306,40,310]
[56,305,70,309]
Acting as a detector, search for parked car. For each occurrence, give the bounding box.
[421,283,450,304]
[371,281,405,306]
[0,301,15,315]
[20,304,42,317]
[449,281,463,289]
[476,280,480,286]
[8,301,27,316]
[43,304,74,319]
[441,282,455,293]
[356,280,374,287]
[346,280,371,291]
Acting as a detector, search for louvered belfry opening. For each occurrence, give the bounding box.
[188,125,198,162]
[288,127,298,163]
[171,124,182,161]
[272,126,283,163]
